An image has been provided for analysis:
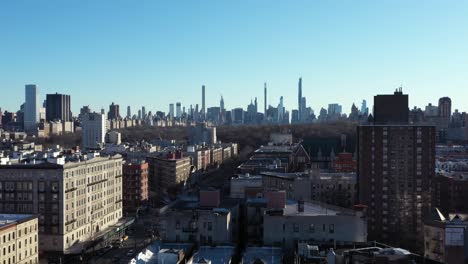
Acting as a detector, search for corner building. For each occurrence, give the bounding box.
[0,214,39,264]
[0,155,123,255]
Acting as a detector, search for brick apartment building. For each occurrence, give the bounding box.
[122,161,149,212]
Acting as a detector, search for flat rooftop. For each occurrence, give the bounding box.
[133,242,192,264]
[171,198,239,212]
[0,214,35,229]
[260,171,309,180]
[243,247,282,264]
[231,174,263,181]
[255,145,297,153]
[281,200,341,217]
[192,246,235,264]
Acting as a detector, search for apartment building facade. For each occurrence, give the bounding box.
[122,161,149,212]
[147,152,192,203]
[0,214,39,264]
[0,155,123,254]
[358,125,435,250]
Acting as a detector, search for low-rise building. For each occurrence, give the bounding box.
[432,174,468,214]
[191,246,235,264]
[185,146,210,171]
[0,214,39,264]
[238,143,310,174]
[311,172,356,208]
[159,191,239,245]
[230,174,263,199]
[243,247,282,264]
[210,146,223,166]
[263,199,367,250]
[424,208,468,264]
[261,172,312,201]
[330,152,356,173]
[261,171,356,208]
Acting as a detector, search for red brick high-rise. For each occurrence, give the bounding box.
[123,162,149,212]
[358,90,436,252]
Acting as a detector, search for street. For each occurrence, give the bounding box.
[88,210,158,264]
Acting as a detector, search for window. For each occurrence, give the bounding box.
[309,224,315,233]
[329,224,334,234]
[293,223,299,233]
[38,182,45,192]
[207,222,212,231]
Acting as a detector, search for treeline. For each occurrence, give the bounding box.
[30,121,358,152]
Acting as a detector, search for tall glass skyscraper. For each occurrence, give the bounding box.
[24,84,39,132]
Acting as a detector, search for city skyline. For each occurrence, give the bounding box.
[1,81,466,118]
[2,1,468,113]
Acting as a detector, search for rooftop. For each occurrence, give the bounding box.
[132,242,192,264]
[255,144,298,154]
[281,200,340,217]
[231,174,263,181]
[243,247,282,264]
[192,246,235,264]
[0,214,35,229]
[170,198,239,213]
[0,154,123,170]
[260,171,309,180]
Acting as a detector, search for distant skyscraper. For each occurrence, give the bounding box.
[138,109,142,120]
[278,96,284,122]
[360,100,368,115]
[195,104,199,120]
[438,97,451,119]
[220,96,225,112]
[82,112,106,150]
[424,103,438,117]
[107,102,120,120]
[264,82,267,117]
[373,88,408,124]
[24,84,39,132]
[232,108,244,125]
[79,106,91,119]
[328,104,342,115]
[298,77,302,121]
[127,106,131,119]
[202,85,206,120]
[142,106,146,119]
[254,97,258,113]
[300,97,307,121]
[176,102,182,118]
[220,96,225,123]
[46,93,71,122]
[169,103,175,119]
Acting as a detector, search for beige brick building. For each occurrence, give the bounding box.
[0,155,123,254]
[0,214,39,264]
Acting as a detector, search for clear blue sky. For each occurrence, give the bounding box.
[1,0,468,115]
